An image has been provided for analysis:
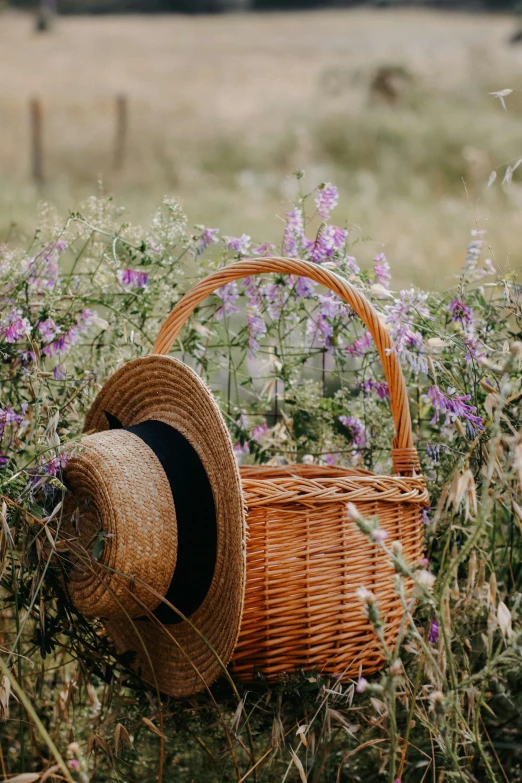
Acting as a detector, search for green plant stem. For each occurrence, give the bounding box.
[397,650,425,779]
[0,655,74,783]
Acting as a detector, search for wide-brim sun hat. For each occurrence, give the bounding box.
[63,354,246,697]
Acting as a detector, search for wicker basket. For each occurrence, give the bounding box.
[153,257,428,683]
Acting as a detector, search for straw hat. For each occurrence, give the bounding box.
[63,355,246,697]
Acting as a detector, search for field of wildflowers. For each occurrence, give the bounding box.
[0,178,521,782]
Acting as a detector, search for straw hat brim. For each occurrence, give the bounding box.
[83,354,246,697]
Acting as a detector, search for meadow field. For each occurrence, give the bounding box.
[1,6,522,284]
[2,9,522,781]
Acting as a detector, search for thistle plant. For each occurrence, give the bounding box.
[0,179,520,781]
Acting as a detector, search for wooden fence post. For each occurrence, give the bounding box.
[30,97,44,187]
[114,94,128,172]
[36,0,57,32]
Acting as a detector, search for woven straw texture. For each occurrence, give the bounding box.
[65,354,246,697]
[153,257,428,684]
[232,464,427,681]
[63,430,177,619]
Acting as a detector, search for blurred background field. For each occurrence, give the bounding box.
[2,5,522,285]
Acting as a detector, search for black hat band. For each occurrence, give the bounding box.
[106,414,217,625]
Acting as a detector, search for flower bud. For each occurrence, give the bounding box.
[356,586,375,605]
[497,601,513,639]
[415,569,436,591]
[355,677,368,693]
[371,528,389,543]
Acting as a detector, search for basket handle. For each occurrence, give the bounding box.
[152,257,419,476]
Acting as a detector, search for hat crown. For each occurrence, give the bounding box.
[64,429,177,620]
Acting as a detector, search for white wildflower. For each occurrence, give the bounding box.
[371,528,389,542]
[356,586,376,605]
[415,569,436,591]
[497,601,513,639]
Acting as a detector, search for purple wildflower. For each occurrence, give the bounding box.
[341,255,361,275]
[318,292,346,319]
[426,442,440,462]
[373,253,391,289]
[347,331,373,357]
[2,309,31,343]
[42,310,96,357]
[68,325,81,347]
[310,313,333,347]
[356,677,368,693]
[243,277,262,307]
[252,241,276,257]
[43,334,67,357]
[45,453,69,475]
[428,620,439,644]
[0,407,22,436]
[311,225,348,264]
[37,317,61,344]
[224,234,251,255]
[339,415,366,452]
[461,331,484,363]
[5,318,30,343]
[261,282,289,320]
[237,412,249,430]
[234,441,249,459]
[17,349,36,366]
[193,227,219,255]
[243,278,267,351]
[423,386,484,430]
[283,208,305,257]
[384,289,430,360]
[295,276,317,298]
[322,453,341,466]
[250,422,269,442]
[26,242,65,291]
[315,183,339,220]
[421,508,430,525]
[359,379,390,400]
[118,268,149,288]
[247,312,267,354]
[385,289,430,324]
[464,239,483,273]
[53,364,67,381]
[216,281,239,319]
[448,298,473,326]
[307,293,347,348]
[76,309,96,331]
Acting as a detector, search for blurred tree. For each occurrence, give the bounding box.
[8,0,520,13]
[11,0,253,10]
[36,0,57,30]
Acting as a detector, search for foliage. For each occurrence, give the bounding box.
[11,0,252,13]
[8,0,521,12]
[0,180,521,781]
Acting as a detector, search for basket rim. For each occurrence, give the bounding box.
[240,464,429,507]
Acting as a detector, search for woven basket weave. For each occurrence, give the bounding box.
[153,257,428,683]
